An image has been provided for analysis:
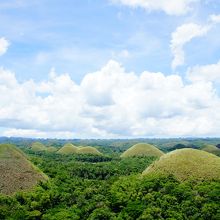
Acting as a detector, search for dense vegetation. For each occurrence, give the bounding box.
[0,140,220,219]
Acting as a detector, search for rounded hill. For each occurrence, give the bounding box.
[0,144,48,195]
[31,142,47,151]
[120,143,164,158]
[77,146,102,155]
[142,148,220,181]
[46,146,57,152]
[57,143,78,154]
[201,145,220,156]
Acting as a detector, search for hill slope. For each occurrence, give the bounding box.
[31,142,47,151]
[0,144,48,195]
[77,146,102,155]
[57,143,78,154]
[201,145,220,156]
[120,143,164,158]
[46,146,57,152]
[142,148,220,181]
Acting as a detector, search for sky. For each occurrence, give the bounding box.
[0,0,220,138]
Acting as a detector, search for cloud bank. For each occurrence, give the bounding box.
[1,60,220,138]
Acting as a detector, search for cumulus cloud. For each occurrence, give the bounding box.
[0,37,10,56]
[111,0,199,15]
[187,60,220,83]
[171,23,210,70]
[1,60,220,138]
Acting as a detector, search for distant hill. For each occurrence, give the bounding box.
[57,143,78,154]
[142,148,220,181]
[201,145,220,156]
[77,146,102,155]
[120,143,164,158]
[46,146,57,152]
[168,143,199,152]
[31,142,47,151]
[0,144,48,195]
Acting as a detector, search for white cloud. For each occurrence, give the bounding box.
[111,0,199,15]
[170,23,210,70]
[1,60,220,138]
[2,128,75,139]
[209,14,220,24]
[0,37,10,56]
[187,60,220,83]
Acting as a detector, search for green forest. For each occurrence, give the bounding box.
[0,139,220,219]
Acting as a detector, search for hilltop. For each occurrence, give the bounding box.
[0,144,48,195]
[46,146,57,152]
[142,148,220,181]
[77,146,102,155]
[120,143,164,158]
[57,143,78,154]
[31,142,47,151]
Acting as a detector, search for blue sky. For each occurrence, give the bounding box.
[1,0,218,82]
[0,0,220,138]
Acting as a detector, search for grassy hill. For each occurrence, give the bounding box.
[120,143,164,158]
[77,146,102,155]
[142,148,220,181]
[46,146,57,152]
[57,143,78,154]
[0,144,48,195]
[31,142,47,151]
[201,145,220,156]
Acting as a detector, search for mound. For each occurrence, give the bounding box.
[46,146,57,152]
[201,145,220,156]
[31,142,47,152]
[142,148,220,181]
[0,144,48,195]
[77,146,102,155]
[120,143,164,158]
[57,143,78,154]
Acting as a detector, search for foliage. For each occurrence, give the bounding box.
[0,144,219,219]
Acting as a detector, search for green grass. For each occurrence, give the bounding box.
[77,146,102,155]
[46,146,57,152]
[57,143,78,154]
[31,142,47,152]
[201,145,220,156]
[142,148,220,181]
[120,143,164,158]
[0,144,48,195]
